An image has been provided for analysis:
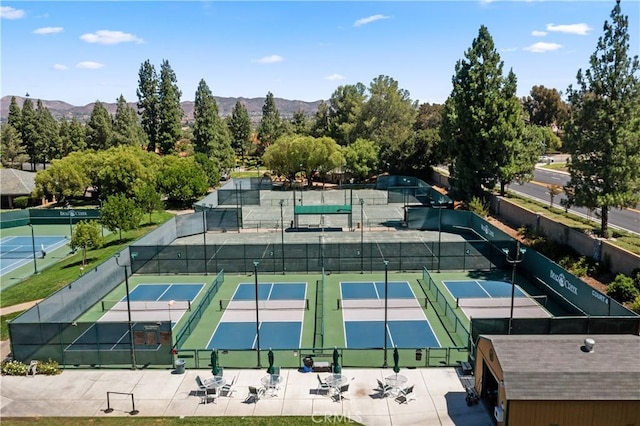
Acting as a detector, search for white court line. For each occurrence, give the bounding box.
[474,281,492,298]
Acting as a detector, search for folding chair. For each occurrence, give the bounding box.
[376,379,392,398]
[220,375,237,397]
[395,385,415,404]
[195,376,217,404]
[245,386,263,403]
[332,383,350,402]
[317,374,331,395]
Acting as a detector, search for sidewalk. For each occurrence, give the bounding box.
[0,367,492,425]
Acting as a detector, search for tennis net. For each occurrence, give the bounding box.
[337,298,428,310]
[101,300,191,312]
[219,299,310,311]
[455,295,547,309]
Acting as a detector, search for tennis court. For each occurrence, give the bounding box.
[443,279,551,319]
[206,282,307,350]
[339,281,440,349]
[0,235,67,276]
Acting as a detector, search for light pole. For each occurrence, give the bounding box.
[279,200,285,274]
[115,254,137,369]
[98,197,104,237]
[360,199,364,274]
[502,241,527,335]
[253,260,261,367]
[202,207,208,275]
[383,260,389,367]
[432,196,446,273]
[28,224,38,274]
[168,299,175,367]
[68,206,75,238]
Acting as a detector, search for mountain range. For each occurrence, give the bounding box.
[0,95,323,124]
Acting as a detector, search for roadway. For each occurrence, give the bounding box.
[508,164,639,235]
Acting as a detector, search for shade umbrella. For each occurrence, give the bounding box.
[393,347,400,376]
[332,347,341,374]
[211,349,221,376]
[267,348,275,375]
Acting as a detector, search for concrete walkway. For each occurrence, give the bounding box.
[0,367,492,425]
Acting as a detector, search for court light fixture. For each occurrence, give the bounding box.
[253,260,261,368]
[383,260,389,368]
[114,253,137,369]
[503,241,527,335]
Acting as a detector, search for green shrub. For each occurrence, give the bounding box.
[630,295,640,315]
[468,196,489,218]
[631,268,640,292]
[1,360,28,375]
[607,274,640,304]
[0,359,61,376]
[13,196,30,209]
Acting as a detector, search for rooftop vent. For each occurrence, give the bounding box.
[583,338,595,353]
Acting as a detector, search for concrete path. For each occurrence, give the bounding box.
[0,367,492,425]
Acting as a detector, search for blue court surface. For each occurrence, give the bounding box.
[444,280,527,300]
[127,283,204,302]
[340,281,440,349]
[231,282,307,300]
[0,235,68,276]
[344,320,440,349]
[341,281,415,299]
[207,282,307,350]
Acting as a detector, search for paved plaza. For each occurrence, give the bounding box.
[0,367,492,425]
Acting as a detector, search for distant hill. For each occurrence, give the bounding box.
[0,95,323,124]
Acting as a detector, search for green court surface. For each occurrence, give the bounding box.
[79,272,466,369]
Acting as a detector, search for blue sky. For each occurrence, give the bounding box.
[1,1,638,106]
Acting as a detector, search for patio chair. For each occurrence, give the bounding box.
[245,386,263,403]
[195,376,217,404]
[376,379,392,398]
[316,374,331,395]
[220,375,237,397]
[395,385,415,404]
[332,383,350,402]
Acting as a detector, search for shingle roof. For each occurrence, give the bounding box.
[0,168,36,196]
[481,334,640,401]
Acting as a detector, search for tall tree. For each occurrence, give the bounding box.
[310,100,331,138]
[7,96,22,130]
[101,193,143,242]
[257,92,284,155]
[358,75,417,170]
[137,60,159,152]
[290,110,309,136]
[522,85,569,128]
[157,59,183,154]
[85,101,113,150]
[193,79,234,170]
[20,97,38,171]
[441,25,527,200]
[113,95,146,147]
[342,137,379,182]
[35,99,61,166]
[228,101,252,165]
[564,2,640,238]
[59,118,86,155]
[1,124,27,168]
[394,102,445,176]
[328,83,367,146]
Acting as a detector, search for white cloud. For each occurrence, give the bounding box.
[33,27,64,35]
[53,64,68,70]
[325,73,346,81]
[76,61,104,69]
[524,42,562,53]
[80,30,144,45]
[354,14,390,27]
[546,23,592,36]
[1,6,25,19]
[531,30,547,37]
[254,55,283,64]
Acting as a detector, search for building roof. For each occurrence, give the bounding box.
[0,168,36,196]
[481,334,640,401]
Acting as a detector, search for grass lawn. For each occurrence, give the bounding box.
[0,417,360,425]
[540,162,568,172]
[0,211,174,340]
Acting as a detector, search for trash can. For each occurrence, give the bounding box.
[175,358,186,374]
